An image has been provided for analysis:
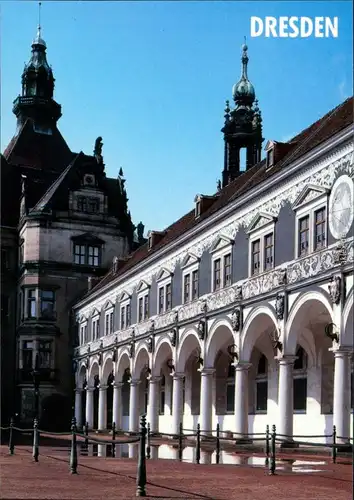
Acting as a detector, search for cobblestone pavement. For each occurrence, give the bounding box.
[0,446,352,500]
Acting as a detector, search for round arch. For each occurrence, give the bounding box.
[87,361,100,385]
[153,337,173,376]
[205,319,235,367]
[76,364,87,388]
[132,345,150,379]
[101,355,114,382]
[286,290,334,356]
[116,350,130,381]
[176,329,201,372]
[241,305,278,362]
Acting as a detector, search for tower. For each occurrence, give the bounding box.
[221,42,263,188]
[12,24,62,134]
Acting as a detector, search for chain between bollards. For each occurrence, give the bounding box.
[265,424,270,466]
[146,423,151,459]
[332,425,337,464]
[215,423,220,465]
[112,422,116,458]
[136,415,147,497]
[32,418,39,462]
[70,417,78,474]
[9,417,14,455]
[269,424,276,475]
[196,424,201,464]
[178,422,183,461]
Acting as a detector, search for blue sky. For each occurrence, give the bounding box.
[1,1,352,233]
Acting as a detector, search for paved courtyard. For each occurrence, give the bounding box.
[0,446,352,500]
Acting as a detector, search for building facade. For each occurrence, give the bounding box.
[0,27,145,428]
[72,45,354,444]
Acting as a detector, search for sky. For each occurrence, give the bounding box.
[1,1,353,233]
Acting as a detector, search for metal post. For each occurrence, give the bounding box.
[112,422,116,458]
[196,424,201,465]
[146,423,151,460]
[9,417,14,455]
[178,422,183,462]
[332,425,337,464]
[136,414,147,497]
[32,418,39,462]
[269,424,276,475]
[265,424,270,465]
[70,417,78,474]
[215,423,220,465]
[84,421,89,450]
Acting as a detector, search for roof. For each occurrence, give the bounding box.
[84,96,353,299]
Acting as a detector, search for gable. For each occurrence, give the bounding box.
[156,267,173,282]
[181,252,200,269]
[247,212,276,233]
[210,234,234,253]
[104,300,115,310]
[119,290,131,302]
[292,184,329,210]
[136,279,150,293]
[91,308,100,318]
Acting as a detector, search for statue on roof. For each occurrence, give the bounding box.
[137,221,145,242]
[94,136,103,165]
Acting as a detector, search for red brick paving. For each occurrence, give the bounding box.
[0,446,352,500]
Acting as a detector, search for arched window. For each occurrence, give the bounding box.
[293,346,307,412]
[256,354,268,412]
[159,375,165,415]
[226,362,235,413]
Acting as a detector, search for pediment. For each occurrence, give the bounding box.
[71,232,105,244]
[181,252,200,269]
[119,290,131,302]
[247,212,276,234]
[264,140,277,151]
[104,300,115,311]
[292,184,329,210]
[91,308,100,318]
[156,267,173,282]
[210,234,234,253]
[78,314,88,323]
[136,279,150,293]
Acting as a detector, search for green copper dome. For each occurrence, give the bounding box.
[232,43,255,106]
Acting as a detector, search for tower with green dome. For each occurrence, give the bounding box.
[221,41,263,188]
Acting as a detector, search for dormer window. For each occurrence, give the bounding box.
[194,194,217,220]
[195,200,201,218]
[147,230,166,251]
[267,149,274,168]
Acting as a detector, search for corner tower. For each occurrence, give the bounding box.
[12,25,62,134]
[221,42,263,188]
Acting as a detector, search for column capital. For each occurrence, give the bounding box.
[172,372,185,381]
[75,388,83,394]
[130,379,141,387]
[86,386,95,392]
[330,346,353,358]
[99,385,108,391]
[200,368,216,376]
[149,376,162,384]
[113,382,124,389]
[234,362,252,372]
[276,355,297,365]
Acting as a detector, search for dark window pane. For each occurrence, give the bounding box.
[226,384,235,412]
[256,381,268,411]
[293,377,307,411]
[158,287,164,313]
[257,355,267,375]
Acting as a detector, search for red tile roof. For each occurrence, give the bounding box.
[83,96,353,299]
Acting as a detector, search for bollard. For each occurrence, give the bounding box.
[9,417,14,455]
[196,424,201,465]
[70,417,78,474]
[265,424,270,465]
[269,424,276,475]
[178,422,183,462]
[332,425,337,464]
[32,418,39,463]
[215,423,220,465]
[112,422,116,458]
[136,415,147,497]
[146,423,151,460]
[84,421,89,450]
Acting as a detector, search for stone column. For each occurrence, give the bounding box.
[74,389,82,428]
[112,382,124,430]
[172,373,185,436]
[234,362,252,440]
[333,348,352,444]
[98,385,108,431]
[148,376,161,434]
[200,369,215,435]
[129,379,140,433]
[85,387,94,429]
[277,356,297,445]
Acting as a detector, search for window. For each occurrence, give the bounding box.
[264,233,274,271]
[137,294,149,323]
[158,287,164,314]
[192,270,199,300]
[223,253,232,287]
[298,216,309,257]
[80,323,88,345]
[120,303,130,329]
[314,207,326,250]
[183,274,190,303]
[159,375,165,415]
[77,196,87,212]
[105,310,114,335]
[293,346,307,412]
[195,200,201,218]
[182,263,199,304]
[74,244,101,267]
[38,341,52,369]
[22,340,34,370]
[226,362,235,413]
[267,149,274,168]
[27,289,36,318]
[92,316,100,340]
[88,197,100,213]
[255,355,268,412]
[213,258,221,291]
[158,283,172,314]
[166,283,172,311]
[251,240,260,275]
[40,290,55,319]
